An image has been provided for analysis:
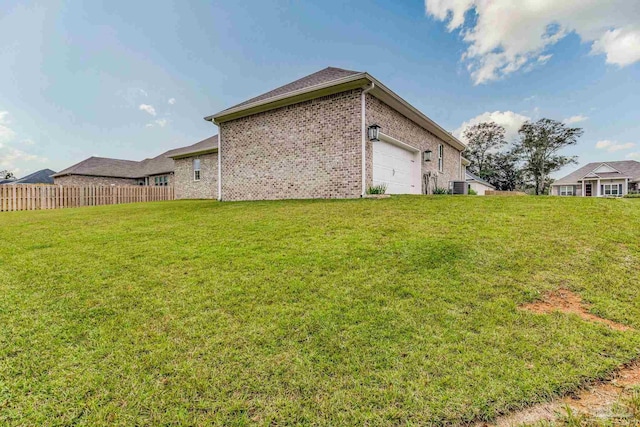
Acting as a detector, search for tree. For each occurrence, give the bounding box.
[514,118,582,195]
[1,170,14,180]
[486,150,524,191]
[463,122,507,179]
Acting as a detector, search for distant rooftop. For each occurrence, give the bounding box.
[53,136,218,179]
[553,161,640,185]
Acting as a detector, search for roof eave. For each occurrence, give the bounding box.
[167,147,219,160]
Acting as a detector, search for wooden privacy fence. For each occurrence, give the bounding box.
[0,185,175,212]
[485,190,528,196]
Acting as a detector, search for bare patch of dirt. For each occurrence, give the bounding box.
[479,361,640,426]
[520,289,632,332]
[475,292,638,426]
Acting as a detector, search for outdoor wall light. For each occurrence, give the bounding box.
[367,124,381,141]
[423,150,432,162]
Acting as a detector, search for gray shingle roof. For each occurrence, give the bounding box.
[553,161,640,185]
[53,136,218,179]
[465,171,496,189]
[14,169,57,184]
[167,135,218,159]
[218,67,362,114]
[53,157,144,179]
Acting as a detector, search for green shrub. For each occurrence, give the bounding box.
[468,188,478,195]
[624,193,640,198]
[366,184,388,195]
[433,187,450,195]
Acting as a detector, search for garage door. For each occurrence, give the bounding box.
[373,139,420,194]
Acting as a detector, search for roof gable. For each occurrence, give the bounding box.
[220,67,362,114]
[207,66,467,151]
[593,164,619,174]
[15,169,56,184]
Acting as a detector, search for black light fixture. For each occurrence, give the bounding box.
[367,124,381,141]
[423,150,432,162]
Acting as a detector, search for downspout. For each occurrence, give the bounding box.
[217,123,222,201]
[361,82,374,196]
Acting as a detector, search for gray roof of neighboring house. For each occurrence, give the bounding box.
[220,67,362,113]
[12,169,57,184]
[167,135,218,159]
[53,136,218,179]
[552,161,640,185]
[53,157,144,179]
[465,171,496,189]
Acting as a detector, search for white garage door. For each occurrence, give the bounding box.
[373,140,420,194]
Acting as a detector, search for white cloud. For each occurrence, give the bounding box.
[596,140,635,152]
[563,115,588,124]
[425,0,640,84]
[0,145,48,175]
[145,119,169,128]
[0,111,47,174]
[454,110,530,143]
[168,98,176,105]
[626,152,640,160]
[139,104,157,116]
[591,27,640,66]
[0,111,16,143]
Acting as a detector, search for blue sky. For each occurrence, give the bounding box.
[1,0,638,178]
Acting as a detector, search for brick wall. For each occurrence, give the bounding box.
[219,89,362,201]
[53,175,138,186]
[365,94,463,194]
[174,153,218,199]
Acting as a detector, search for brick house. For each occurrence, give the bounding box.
[52,136,218,199]
[204,67,467,201]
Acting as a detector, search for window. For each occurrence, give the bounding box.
[154,176,168,186]
[437,144,443,172]
[603,183,622,196]
[193,158,201,181]
[560,186,574,196]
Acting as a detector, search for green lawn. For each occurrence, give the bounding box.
[1,196,639,425]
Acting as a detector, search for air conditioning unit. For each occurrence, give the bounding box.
[450,180,468,195]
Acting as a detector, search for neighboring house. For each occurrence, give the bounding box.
[551,161,640,197]
[204,66,467,201]
[0,169,57,185]
[16,169,57,185]
[466,171,495,195]
[52,136,218,199]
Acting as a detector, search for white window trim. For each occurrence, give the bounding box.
[193,158,201,182]
[437,144,443,173]
[603,183,621,196]
[560,185,574,196]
